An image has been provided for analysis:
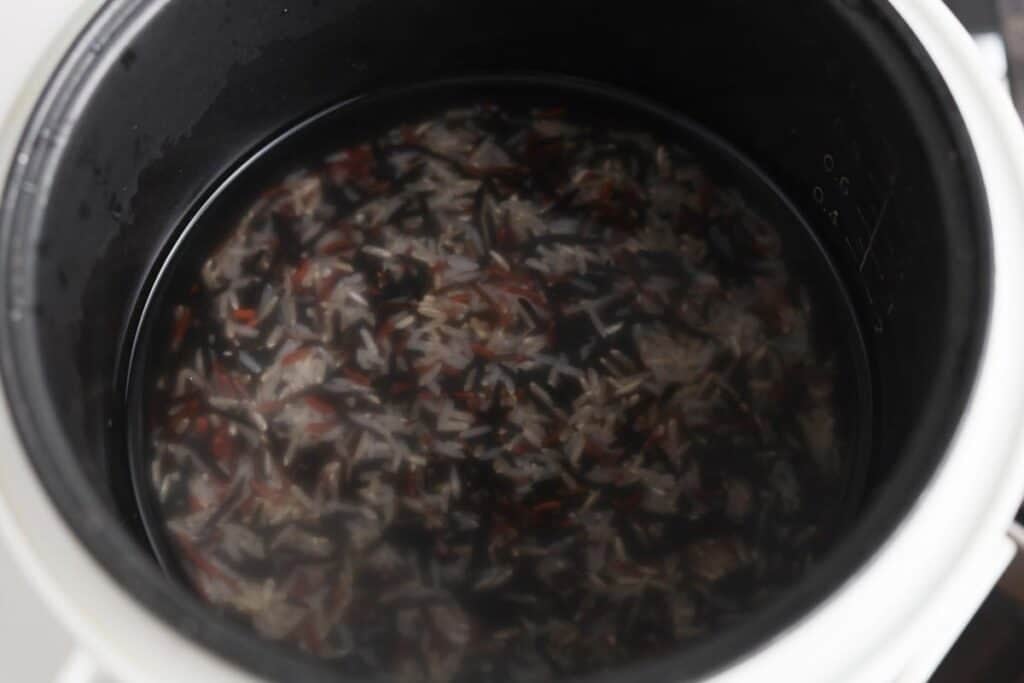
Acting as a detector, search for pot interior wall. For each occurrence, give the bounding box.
[0,0,989,680]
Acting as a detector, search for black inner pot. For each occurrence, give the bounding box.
[0,1,990,681]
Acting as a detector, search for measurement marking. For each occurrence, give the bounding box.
[858,192,892,272]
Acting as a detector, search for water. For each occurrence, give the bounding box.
[125,78,871,682]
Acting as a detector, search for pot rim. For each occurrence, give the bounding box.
[0,1,1022,681]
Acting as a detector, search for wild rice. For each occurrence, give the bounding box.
[143,98,855,682]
